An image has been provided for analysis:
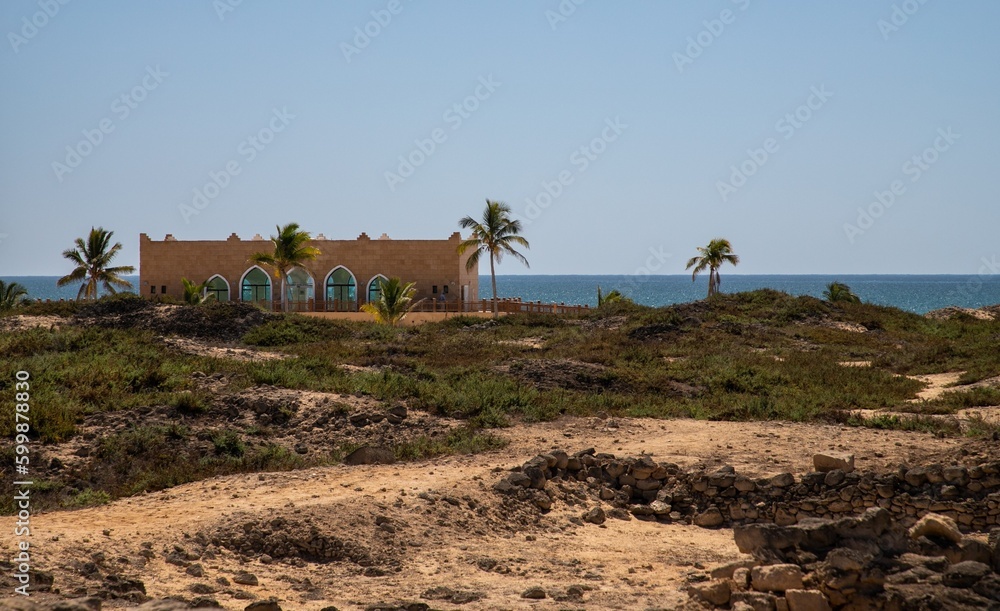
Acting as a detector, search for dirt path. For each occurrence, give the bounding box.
[3,416,980,610]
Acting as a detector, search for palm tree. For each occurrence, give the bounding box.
[597,286,630,307]
[57,227,135,300]
[824,281,861,304]
[458,200,530,318]
[686,238,740,298]
[0,280,28,310]
[249,223,320,312]
[360,277,418,326]
[181,278,212,305]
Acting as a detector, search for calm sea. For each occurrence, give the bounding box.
[3,275,999,315]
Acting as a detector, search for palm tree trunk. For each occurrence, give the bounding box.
[280,275,287,313]
[490,255,498,319]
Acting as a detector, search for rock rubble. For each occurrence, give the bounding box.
[494,448,1000,532]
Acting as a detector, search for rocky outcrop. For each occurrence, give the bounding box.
[687,509,1000,609]
[494,449,1000,532]
[493,449,1000,608]
[0,599,221,611]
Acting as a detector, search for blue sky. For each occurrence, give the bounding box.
[1,0,998,276]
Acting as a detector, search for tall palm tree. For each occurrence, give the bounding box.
[57,227,135,300]
[360,277,418,326]
[181,278,212,305]
[686,238,740,298]
[824,281,861,304]
[249,223,320,312]
[458,200,530,318]
[0,280,28,310]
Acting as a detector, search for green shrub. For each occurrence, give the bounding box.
[211,430,246,457]
[393,426,508,460]
[171,391,209,415]
[63,489,111,509]
[242,315,351,347]
[244,444,305,471]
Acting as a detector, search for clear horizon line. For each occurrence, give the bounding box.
[2,272,997,278]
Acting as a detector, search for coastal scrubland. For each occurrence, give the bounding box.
[1,289,999,515]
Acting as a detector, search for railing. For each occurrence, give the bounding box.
[124,296,591,316]
[411,297,591,316]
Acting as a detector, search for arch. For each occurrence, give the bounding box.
[204,274,230,303]
[324,265,357,312]
[240,266,272,304]
[366,274,388,304]
[285,267,315,304]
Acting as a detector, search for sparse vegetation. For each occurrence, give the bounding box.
[393,426,509,461]
[3,288,999,514]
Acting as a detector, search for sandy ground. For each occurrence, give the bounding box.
[1,416,981,611]
[908,372,966,402]
[0,315,66,332]
[162,336,287,362]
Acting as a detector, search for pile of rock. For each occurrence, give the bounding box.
[224,389,300,425]
[687,508,1000,609]
[493,449,1000,532]
[203,514,378,566]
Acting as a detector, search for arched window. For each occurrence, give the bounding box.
[367,275,387,304]
[285,268,314,305]
[205,275,229,302]
[325,267,357,311]
[241,267,271,303]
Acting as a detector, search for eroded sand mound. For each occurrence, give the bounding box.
[76,300,276,341]
[925,305,998,321]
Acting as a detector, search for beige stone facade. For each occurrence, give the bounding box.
[138,231,478,311]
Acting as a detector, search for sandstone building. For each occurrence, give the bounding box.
[139,231,478,311]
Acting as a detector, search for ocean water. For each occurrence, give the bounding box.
[4,275,999,315]
[489,275,1000,314]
